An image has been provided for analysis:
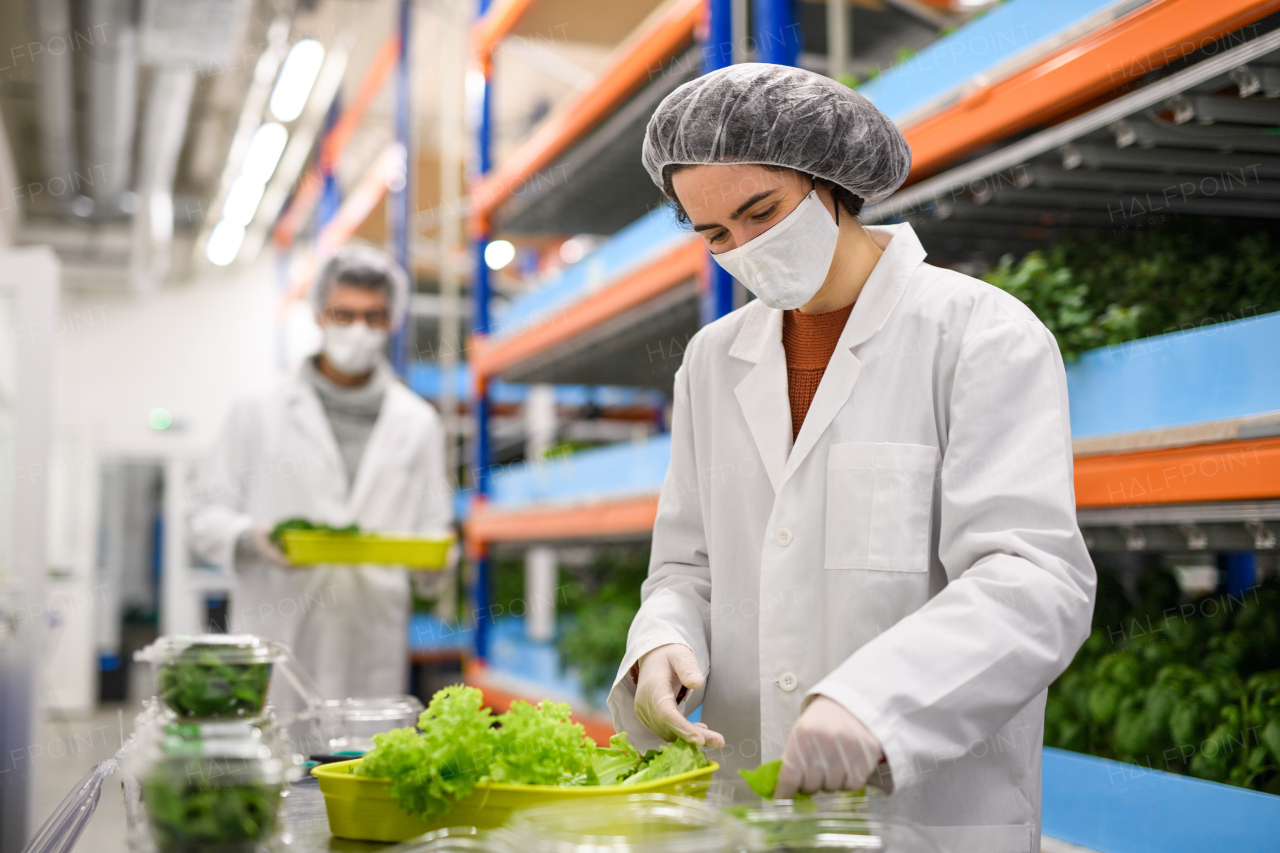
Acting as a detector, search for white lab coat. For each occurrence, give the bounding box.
[187,366,452,706]
[608,224,1095,853]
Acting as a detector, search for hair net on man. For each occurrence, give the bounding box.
[643,63,911,205]
[311,245,411,328]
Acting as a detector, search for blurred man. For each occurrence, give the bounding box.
[188,245,452,704]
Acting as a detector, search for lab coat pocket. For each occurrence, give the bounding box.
[825,442,938,571]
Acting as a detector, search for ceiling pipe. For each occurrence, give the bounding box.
[131,68,195,293]
[30,0,78,212]
[192,14,293,265]
[81,0,139,213]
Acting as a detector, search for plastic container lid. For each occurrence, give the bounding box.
[320,695,424,725]
[383,826,512,852]
[135,634,288,719]
[134,634,288,666]
[496,793,758,853]
[316,694,425,753]
[738,813,944,853]
[131,704,307,786]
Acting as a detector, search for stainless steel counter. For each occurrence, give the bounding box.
[279,777,391,853]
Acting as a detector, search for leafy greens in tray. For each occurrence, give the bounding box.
[354,685,710,820]
[269,518,360,547]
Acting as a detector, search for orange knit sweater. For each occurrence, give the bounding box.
[782,303,855,439]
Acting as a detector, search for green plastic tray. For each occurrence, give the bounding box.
[280,531,453,569]
[311,757,718,842]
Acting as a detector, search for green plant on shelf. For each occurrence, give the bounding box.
[1046,570,1280,793]
[489,550,647,697]
[982,223,1280,360]
[556,552,648,695]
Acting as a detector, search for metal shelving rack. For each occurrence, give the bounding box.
[463,0,774,660]
[459,0,1280,702]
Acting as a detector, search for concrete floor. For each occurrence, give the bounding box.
[31,702,143,853]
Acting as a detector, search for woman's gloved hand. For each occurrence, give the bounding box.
[633,643,725,748]
[246,523,293,568]
[775,696,882,798]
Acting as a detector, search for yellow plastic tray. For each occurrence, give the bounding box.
[311,757,719,842]
[280,531,453,569]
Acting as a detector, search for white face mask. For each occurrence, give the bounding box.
[322,323,387,376]
[709,190,840,311]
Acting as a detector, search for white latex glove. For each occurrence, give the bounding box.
[634,643,725,748]
[247,523,293,568]
[775,696,883,798]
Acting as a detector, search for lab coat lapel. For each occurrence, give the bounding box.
[731,303,792,494]
[783,348,861,482]
[781,223,926,482]
[285,376,346,497]
[347,383,408,515]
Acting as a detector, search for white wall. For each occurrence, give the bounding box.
[42,255,283,713]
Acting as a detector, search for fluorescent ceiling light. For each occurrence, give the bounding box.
[241,122,289,184]
[207,221,247,266]
[269,39,325,122]
[222,176,267,227]
[484,239,516,270]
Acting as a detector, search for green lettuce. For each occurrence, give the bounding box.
[738,760,783,798]
[490,699,594,787]
[591,733,645,786]
[357,685,495,819]
[619,738,708,786]
[355,684,710,821]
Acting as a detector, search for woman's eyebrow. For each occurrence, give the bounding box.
[690,189,780,232]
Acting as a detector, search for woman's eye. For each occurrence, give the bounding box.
[751,206,777,222]
[708,230,728,244]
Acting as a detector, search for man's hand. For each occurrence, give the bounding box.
[634,643,725,748]
[248,523,293,568]
[775,696,882,798]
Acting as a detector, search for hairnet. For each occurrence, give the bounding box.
[642,63,911,205]
[311,245,410,328]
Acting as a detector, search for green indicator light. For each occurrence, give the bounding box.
[149,408,173,430]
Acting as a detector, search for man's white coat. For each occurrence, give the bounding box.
[609,224,1095,853]
[188,369,452,705]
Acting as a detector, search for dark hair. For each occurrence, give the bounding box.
[661,163,865,226]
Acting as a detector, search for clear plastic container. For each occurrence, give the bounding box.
[384,826,513,853]
[493,793,759,853]
[135,634,287,719]
[737,813,943,853]
[132,701,304,779]
[316,694,424,753]
[132,733,287,853]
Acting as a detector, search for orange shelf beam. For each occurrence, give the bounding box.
[1074,436,1280,508]
[469,0,702,228]
[273,34,401,248]
[472,0,540,63]
[472,238,703,380]
[468,494,660,545]
[464,661,616,743]
[463,440,1279,548]
[903,0,1280,179]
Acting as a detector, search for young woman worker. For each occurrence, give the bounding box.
[608,64,1095,853]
